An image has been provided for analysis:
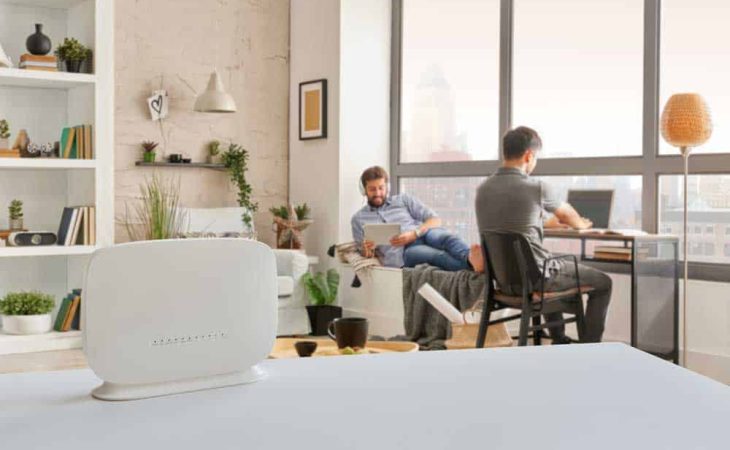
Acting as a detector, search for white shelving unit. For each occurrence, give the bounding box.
[0,0,113,355]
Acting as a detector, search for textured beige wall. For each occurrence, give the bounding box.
[114,0,290,245]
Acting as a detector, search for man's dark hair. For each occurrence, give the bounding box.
[502,126,542,160]
[360,166,389,187]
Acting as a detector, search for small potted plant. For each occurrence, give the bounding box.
[141,140,158,163]
[8,199,23,230]
[54,37,91,73]
[0,119,9,150]
[270,203,313,249]
[0,291,55,335]
[302,269,341,336]
[207,140,221,164]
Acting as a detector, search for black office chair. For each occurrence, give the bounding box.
[475,230,591,347]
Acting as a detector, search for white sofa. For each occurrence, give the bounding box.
[183,207,310,336]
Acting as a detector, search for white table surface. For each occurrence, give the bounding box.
[1,343,728,450]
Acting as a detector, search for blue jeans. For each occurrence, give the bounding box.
[402,228,470,271]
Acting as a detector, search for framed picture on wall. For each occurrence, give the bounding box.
[299,79,327,140]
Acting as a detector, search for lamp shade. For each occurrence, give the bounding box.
[660,93,712,148]
[194,70,237,113]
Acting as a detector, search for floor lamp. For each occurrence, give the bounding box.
[660,93,712,367]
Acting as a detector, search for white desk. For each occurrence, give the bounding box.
[1,344,728,449]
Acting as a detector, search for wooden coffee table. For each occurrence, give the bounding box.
[270,337,418,359]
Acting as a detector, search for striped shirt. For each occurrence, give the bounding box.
[351,193,437,267]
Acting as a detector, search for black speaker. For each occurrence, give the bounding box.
[7,232,57,246]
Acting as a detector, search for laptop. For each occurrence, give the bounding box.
[566,189,614,230]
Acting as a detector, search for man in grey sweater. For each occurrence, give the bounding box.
[475,126,612,343]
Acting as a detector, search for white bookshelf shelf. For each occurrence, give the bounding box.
[0,246,96,258]
[0,0,87,8]
[0,67,95,89]
[0,158,96,170]
[0,330,81,355]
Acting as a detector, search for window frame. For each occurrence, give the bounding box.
[390,0,730,282]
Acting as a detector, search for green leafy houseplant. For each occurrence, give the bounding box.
[141,140,158,163]
[8,199,22,220]
[208,140,221,157]
[55,38,91,73]
[54,37,91,62]
[302,269,340,306]
[269,203,311,221]
[207,140,221,164]
[0,291,55,316]
[124,175,188,241]
[222,143,258,229]
[8,199,23,230]
[0,119,9,140]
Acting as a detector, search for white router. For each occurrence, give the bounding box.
[83,239,277,401]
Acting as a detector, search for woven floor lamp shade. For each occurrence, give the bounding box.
[660,93,712,368]
[661,94,712,151]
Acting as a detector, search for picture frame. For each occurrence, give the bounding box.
[299,79,327,140]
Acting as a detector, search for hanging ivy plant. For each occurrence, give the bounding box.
[221,142,258,228]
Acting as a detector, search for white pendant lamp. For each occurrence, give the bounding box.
[194,69,237,113]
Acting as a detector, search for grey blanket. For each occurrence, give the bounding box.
[402,265,485,350]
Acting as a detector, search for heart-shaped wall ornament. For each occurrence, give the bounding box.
[151,95,163,114]
[147,90,169,121]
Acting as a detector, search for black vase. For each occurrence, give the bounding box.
[26,24,52,56]
[65,60,82,73]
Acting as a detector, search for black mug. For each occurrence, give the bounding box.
[327,317,369,349]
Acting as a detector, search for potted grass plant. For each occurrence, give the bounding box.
[302,269,341,336]
[123,175,188,241]
[0,291,55,335]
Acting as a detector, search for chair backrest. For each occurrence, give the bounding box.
[480,230,542,296]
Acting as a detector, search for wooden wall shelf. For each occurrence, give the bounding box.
[135,162,226,170]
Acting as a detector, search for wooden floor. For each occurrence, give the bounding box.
[0,350,87,374]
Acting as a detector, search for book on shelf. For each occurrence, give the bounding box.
[19,54,59,71]
[593,251,632,262]
[0,149,20,158]
[59,124,93,159]
[19,61,58,68]
[53,289,82,332]
[594,246,632,255]
[56,206,96,246]
[592,245,650,262]
[19,66,59,72]
[20,54,57,63]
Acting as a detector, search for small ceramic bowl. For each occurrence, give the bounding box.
[294,340,318,357]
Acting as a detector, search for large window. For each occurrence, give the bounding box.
[659,175,730,264]
[400,0,500,162]
[512,0,644,158]
[537,176,642,230]
[392,0,730,280]
[400,177,484,243]
[660,0,730,154]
